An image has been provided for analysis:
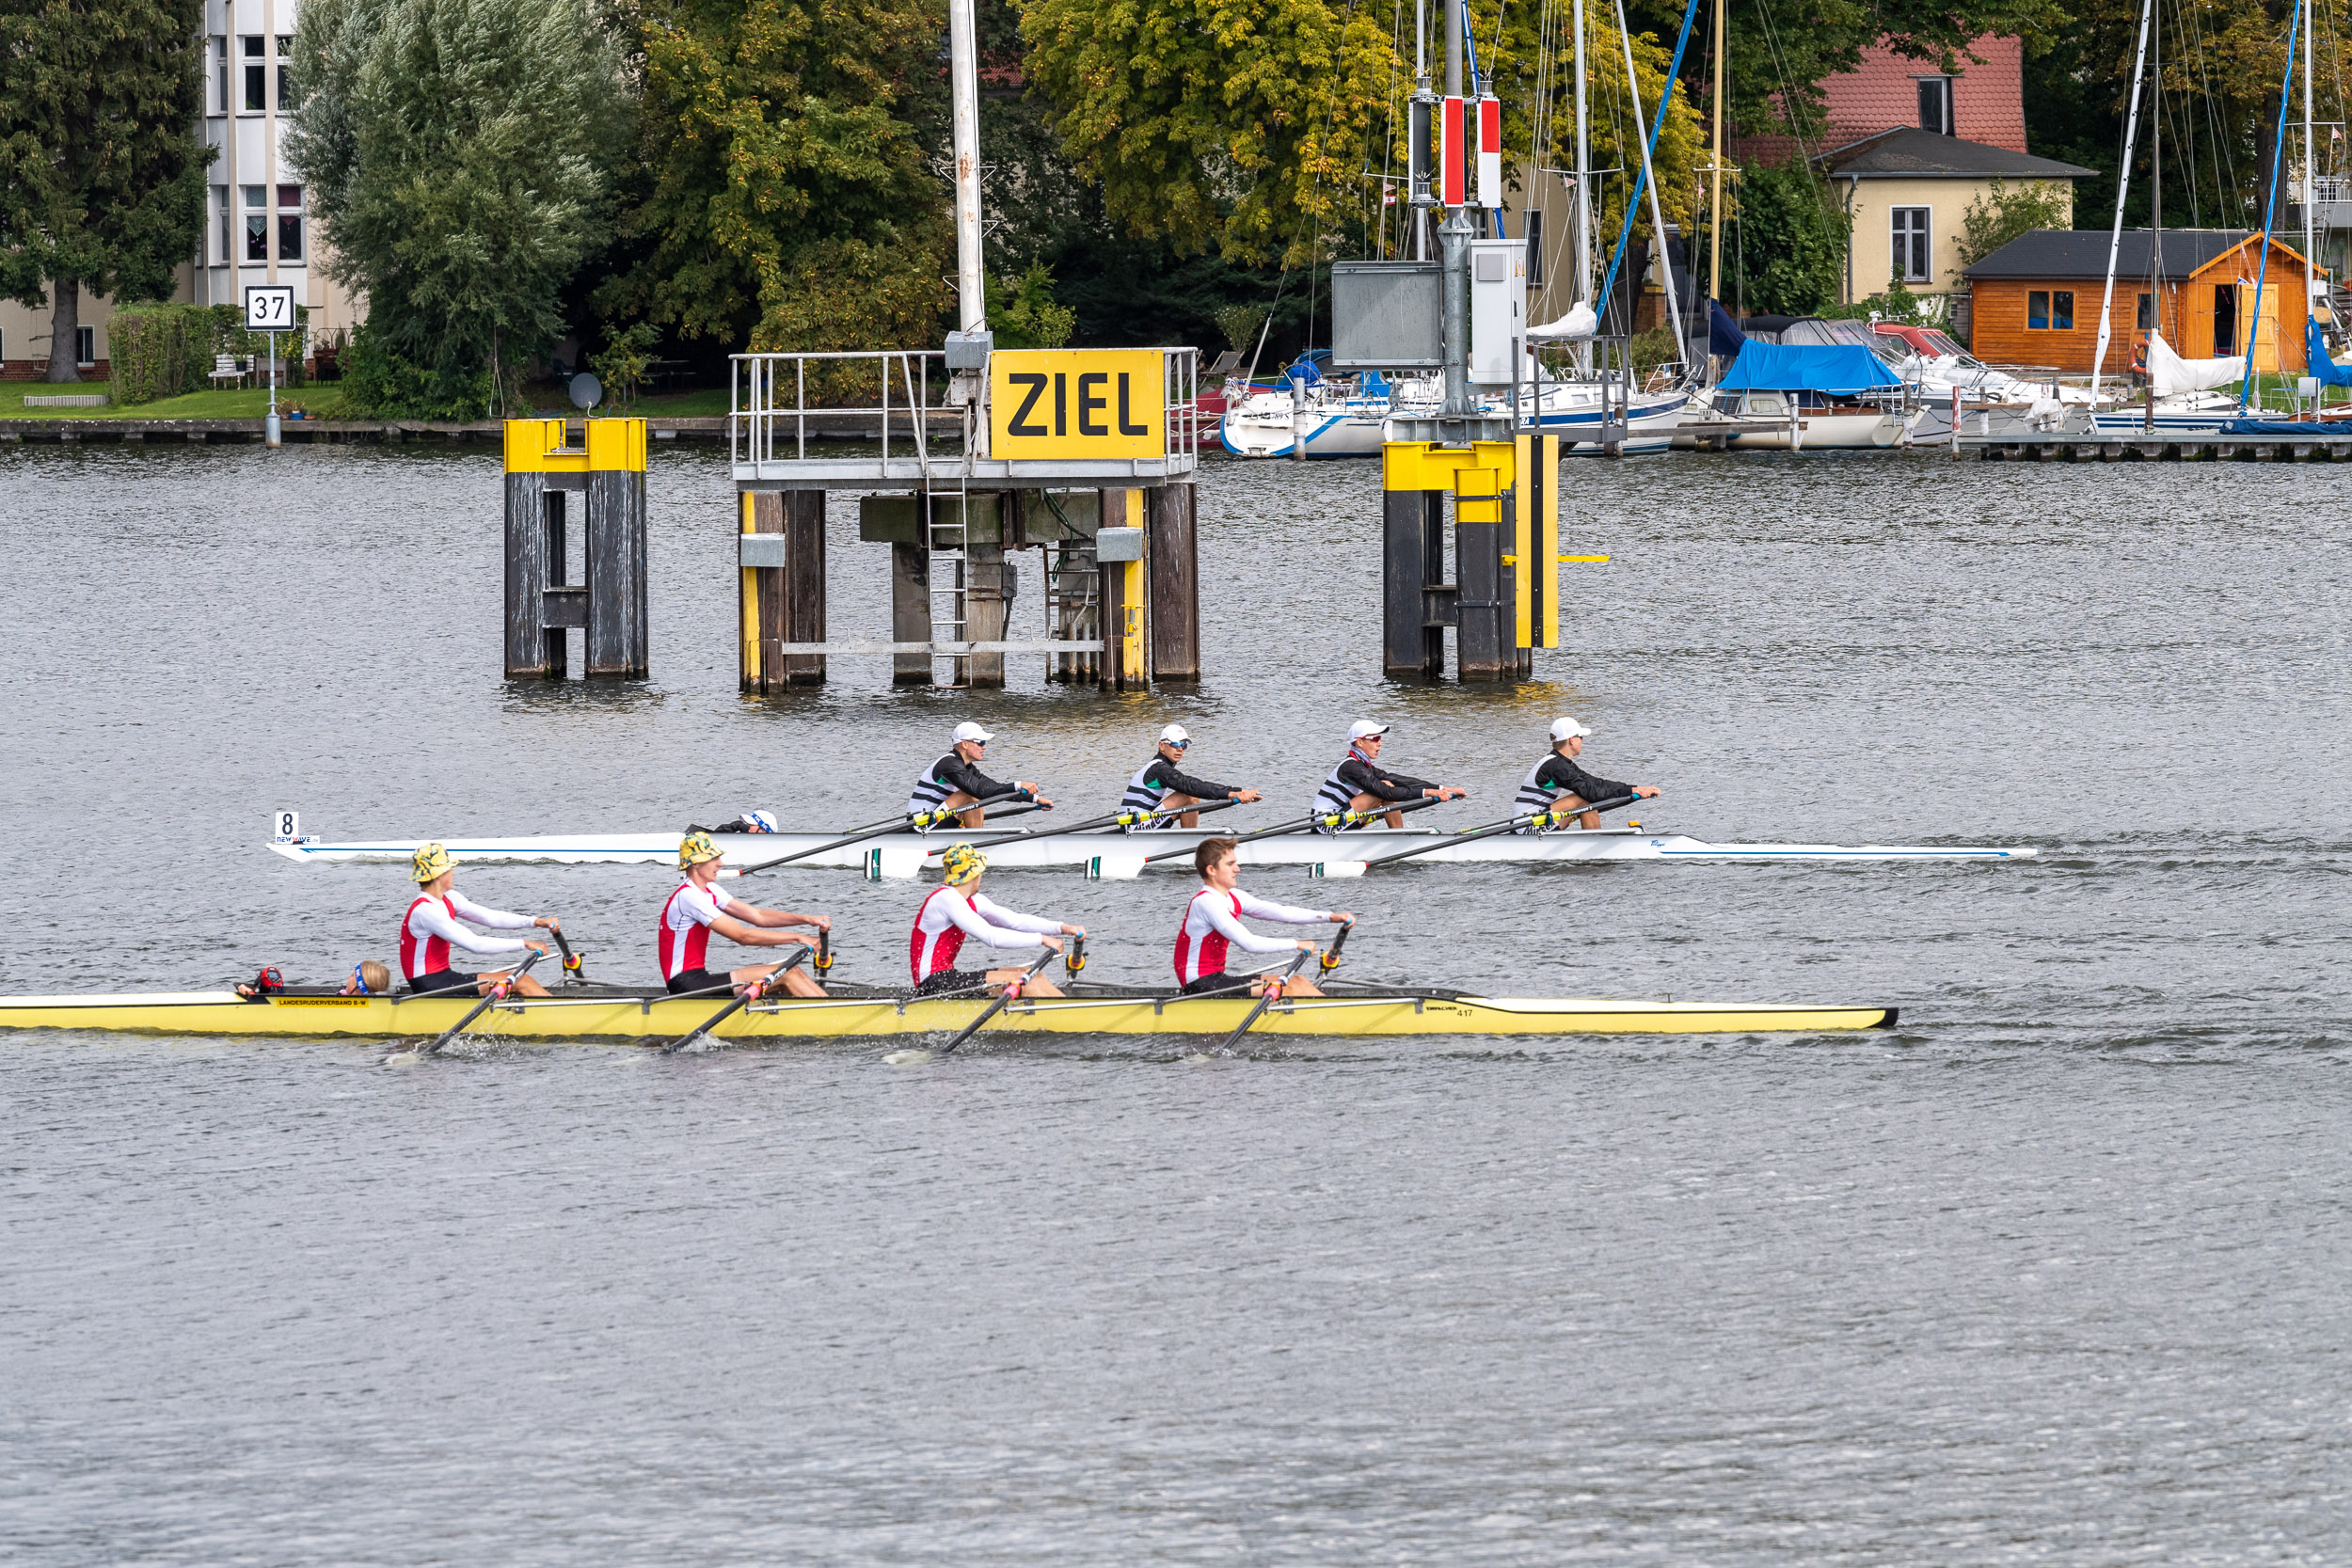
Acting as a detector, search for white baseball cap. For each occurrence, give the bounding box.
[743,810,778,832]
[1347,720,1390,741]
[1159,723,1191,744]
[953,721,994,744]
[1549,716,1594,741]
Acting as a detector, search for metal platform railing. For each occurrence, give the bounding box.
[729,347,1202,488]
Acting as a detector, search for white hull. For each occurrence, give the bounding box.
[1219,390,1391,458]
[267,825,2037,877]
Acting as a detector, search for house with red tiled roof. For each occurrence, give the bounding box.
[1735,36,2094,319]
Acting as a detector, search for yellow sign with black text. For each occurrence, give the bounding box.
[989,349,1165,460]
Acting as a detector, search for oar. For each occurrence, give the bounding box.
[813,927,834,978]
[1139,795,1450,865]
[417,949,546,1058]
[957,794,1240,850]
[731,792,1036,878]
[1352,794,1640,869]
[1214,949,1315,1053]
[1318,918,1355,974]
[550,927,585,983]
[659,946,811,1055]
[937,947,1059,1056]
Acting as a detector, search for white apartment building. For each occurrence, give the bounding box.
[0,0,363,381]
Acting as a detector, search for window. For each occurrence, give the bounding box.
[2052,291,2074,329]
[278,185,305,261]
[1916,76,1954,135]
[276,36,293,107]
[75,325,95,366]
[1525,208,1544,287]
[242,36,265,111]
[2136,292,2153,330]
[1891,207,1931,282]
[213,37,229,115]
[215,186,231,264]
[2028,290,2049,329]
[245,182,269,261]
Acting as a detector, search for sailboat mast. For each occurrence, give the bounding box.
[2304,0,2316,358]
[1574,0,1591,306]
[1708,0,1724,304]
[2148,0,2160,429]
[2089,0,2157,408]
[1614,0,1685,363]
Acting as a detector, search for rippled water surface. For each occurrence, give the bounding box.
[3,442,2348,1562]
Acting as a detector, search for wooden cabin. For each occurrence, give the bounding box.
[1963,230,2327,373]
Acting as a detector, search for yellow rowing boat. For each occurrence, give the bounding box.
[0,986,1898,1041]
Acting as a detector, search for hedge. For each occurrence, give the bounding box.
[109,304,312,404]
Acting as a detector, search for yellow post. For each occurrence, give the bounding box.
[1120,487,1148,685]
[739,489,761,689]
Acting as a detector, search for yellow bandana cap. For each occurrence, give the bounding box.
[678,831,723,868]
[939,843,987,884]
[411,842,455,883]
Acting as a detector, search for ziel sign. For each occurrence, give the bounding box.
[989,349,1164,460]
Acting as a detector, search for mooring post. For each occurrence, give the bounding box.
[1147,482,1200,680]
[582,419,649,677]
[739,490,828,690]
[504,418,604,678]
[890,544,930,685]
[1096,487,1150,689]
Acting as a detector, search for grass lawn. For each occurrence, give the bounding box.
[1,382,733,420]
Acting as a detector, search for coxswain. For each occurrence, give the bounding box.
[1514,717,1660,830]
[660,832,829,998]
[1118,724,1263,828]
[342,960,391,997]
[1310,720,1467,830]
[909,844,1081,997]
[695,811,779,834]
[400,843,560,997]
[1174,837,1352,998]
[906,721,1053,829]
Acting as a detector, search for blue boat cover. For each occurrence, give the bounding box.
[1715,342,1901,395]
[1708,299,1746,357]
[2219,418,2346,435]
[2308,320,2352,388]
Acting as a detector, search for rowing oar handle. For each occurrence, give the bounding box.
[814,927,833,974]
[1066,933,1087,975]
[550,927,583,982]
[1319,920,1354,973]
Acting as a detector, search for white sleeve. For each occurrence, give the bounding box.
[445,891,537,931]
[411,899,529,958]
[1233,889,1331,926]
[944,893,1048,951]
[970,894,1063,936]
[1200,895,1303,956]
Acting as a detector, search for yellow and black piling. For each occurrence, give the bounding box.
[1379,434,1559,680]
[503,419,649,678]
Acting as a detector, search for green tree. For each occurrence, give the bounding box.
[0,0,209,383]
[1954,179,2074,269]
[597,0,949,356]
[1722,162,1849,315]
[286,0,625,415]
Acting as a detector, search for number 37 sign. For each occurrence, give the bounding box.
[244,284,295,332]
[988,349,1165,460]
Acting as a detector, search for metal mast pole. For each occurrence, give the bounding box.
[948,0,986,330]
[2089,0,2156,409]
[1414,0,1434,261]
[2147,7,2160,430]
[1708,0,1724,304]
[1439,0,1474,421]
[2304,0,2317,380]
[1573,0,1590,306]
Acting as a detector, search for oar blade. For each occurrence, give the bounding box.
[1086,854,1146,880]
[1308,860,1367,879]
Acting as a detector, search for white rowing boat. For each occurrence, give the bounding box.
[265,824,2037,877]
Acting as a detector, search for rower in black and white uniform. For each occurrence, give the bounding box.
[1309,720,1467,831]
[1513,716,1660,830]
[1117,724,1263,829]
[906,721,1054,830]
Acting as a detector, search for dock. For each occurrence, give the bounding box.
[0,416,735,446]
[1959,429,2352,461]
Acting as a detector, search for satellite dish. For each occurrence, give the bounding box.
[569,372,603,410]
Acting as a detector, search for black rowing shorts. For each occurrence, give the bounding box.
[1180,973,1238,995]
[667,968,731,995]
[914,969,987,996]
[406,969,477,995]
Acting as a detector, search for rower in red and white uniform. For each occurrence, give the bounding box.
[909,844,1081,997]
[400,842,560,997]
[661,832,829,997]
[1174,836,1352,998]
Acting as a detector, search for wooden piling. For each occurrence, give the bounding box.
[890,543,930,685]
[739,490,828,691]
[1096,487,1150,689]
[583,420,650,677]
[1148,482,1200,680]
[1381,488,1447,679]
[506,418,644,680]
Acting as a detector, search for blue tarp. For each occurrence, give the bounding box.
[1708,299,1746,358]
[1715,342,1902,395]
[2309,320,2352,388]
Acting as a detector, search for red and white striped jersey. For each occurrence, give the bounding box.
[909,887,1061,983]
[1173,887,1327,986]
[659,879,736,981]
[399,891,533,979]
